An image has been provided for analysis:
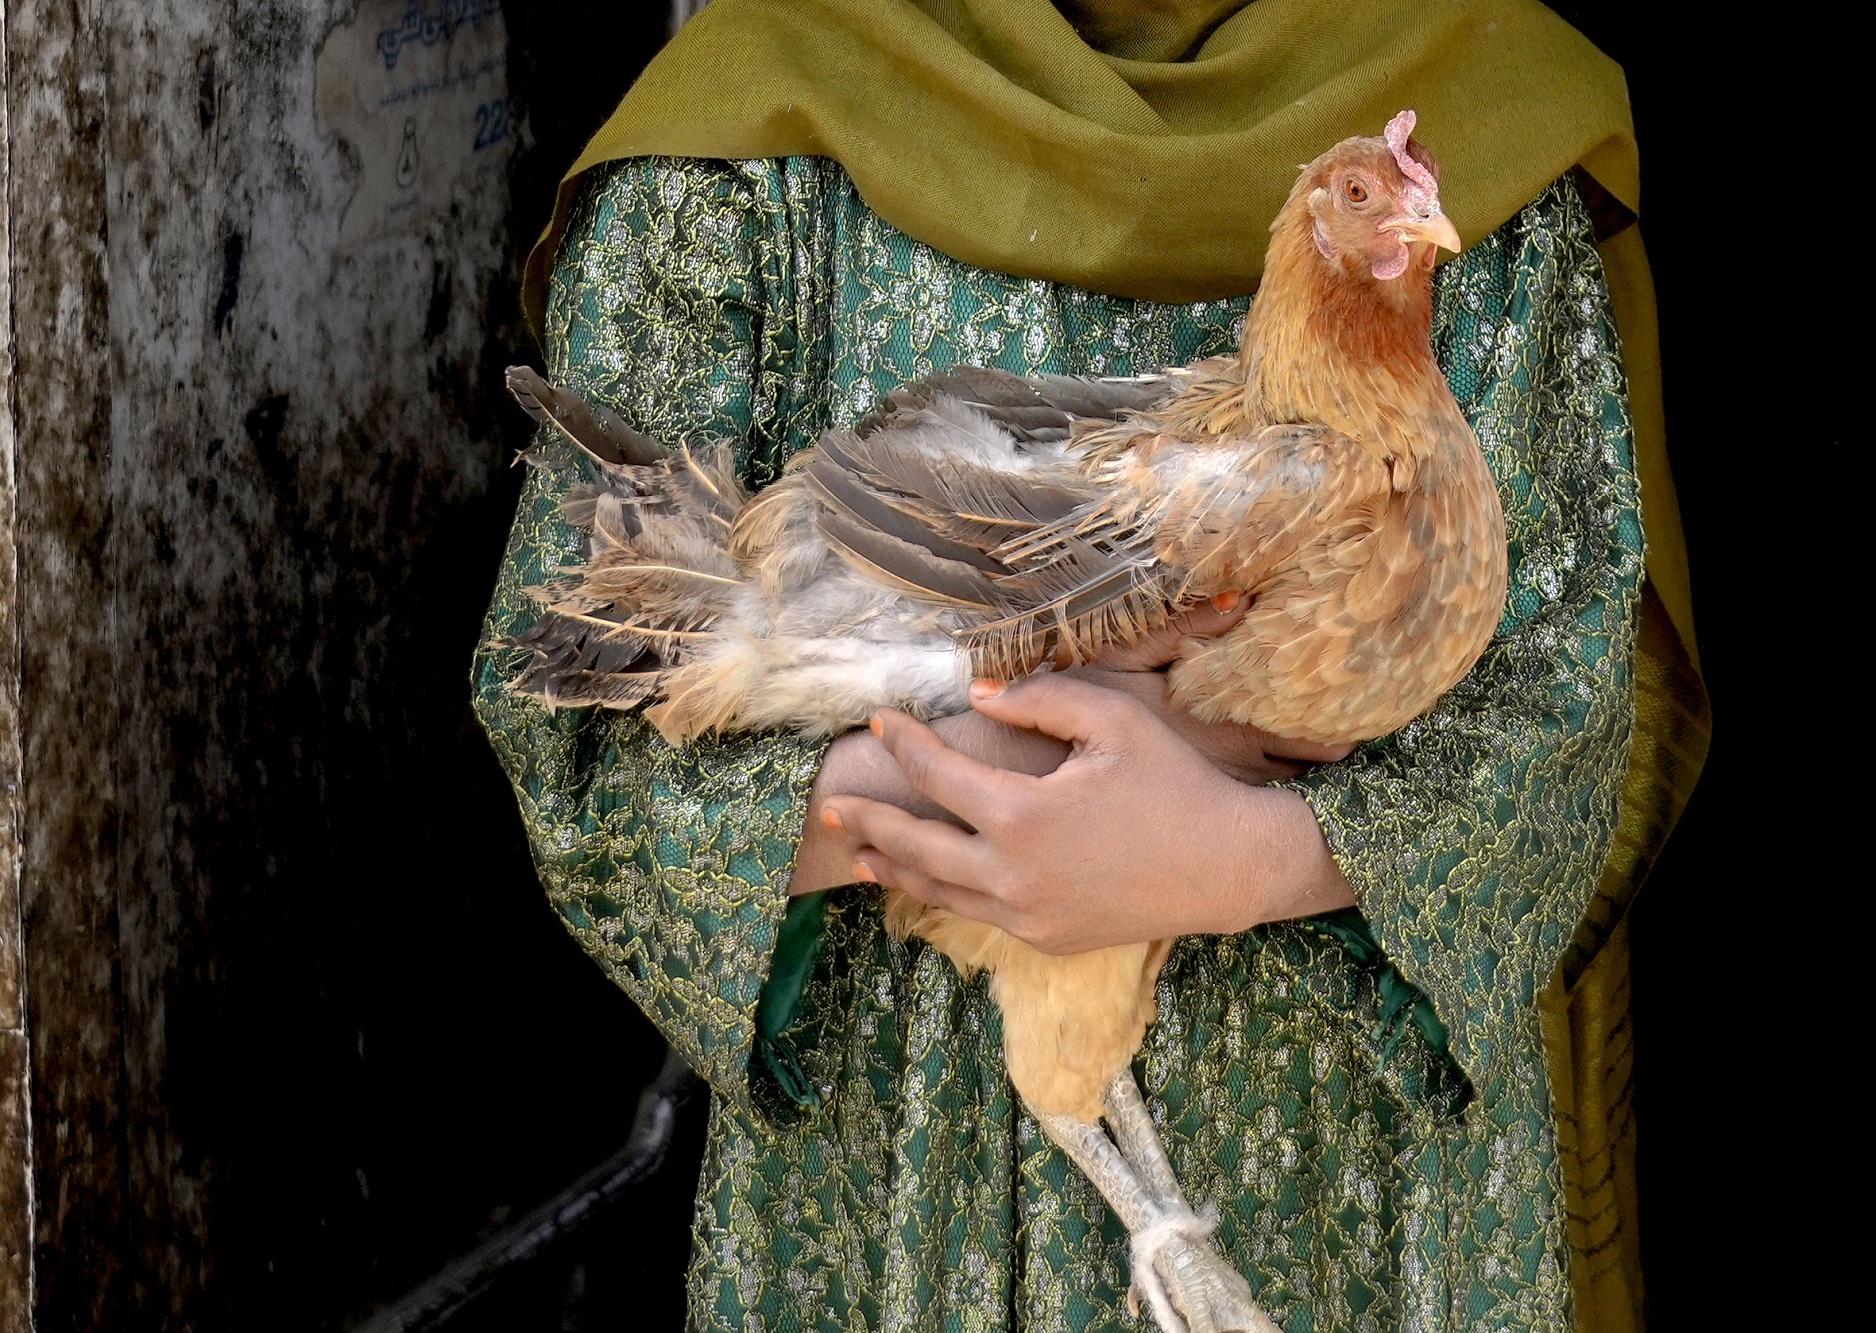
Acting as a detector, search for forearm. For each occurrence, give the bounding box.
[791,730,912,896]
[1208,786,1356,932]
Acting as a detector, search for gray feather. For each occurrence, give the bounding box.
[817,509,1002,612]
[506,365,668,467]
[853,366,1173,444]
[805,450,1008,573]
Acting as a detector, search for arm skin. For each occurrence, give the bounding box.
[790,602,1358,955]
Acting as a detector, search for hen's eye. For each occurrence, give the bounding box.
[1344,180,1368,204]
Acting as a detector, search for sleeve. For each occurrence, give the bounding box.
[472,156,834,1120]
[1283,179,1646,1089]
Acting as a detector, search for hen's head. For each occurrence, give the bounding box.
[1287,110,1461,285]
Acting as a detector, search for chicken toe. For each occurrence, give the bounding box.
[1033,1104,1284,1333]
[1135,1230,1281,1333]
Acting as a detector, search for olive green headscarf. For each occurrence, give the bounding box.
[523,6,1710,1329]
[525,0,1638,315]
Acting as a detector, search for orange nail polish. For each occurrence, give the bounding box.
[1211,591,1244,612]
[822,807,843,831]
[969,678,1007,700]
[869,714,884,737]
[851,861,877,884]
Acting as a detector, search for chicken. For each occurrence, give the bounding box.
[505,110,1504,1333]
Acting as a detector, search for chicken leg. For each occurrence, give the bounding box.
[1034,1084,1282,1333]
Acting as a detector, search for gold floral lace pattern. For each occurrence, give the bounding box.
[472,156,1640,1333]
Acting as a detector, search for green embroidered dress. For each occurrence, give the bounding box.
[474,156,1640,1332]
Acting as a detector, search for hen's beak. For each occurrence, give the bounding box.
[1383,210,1463,254]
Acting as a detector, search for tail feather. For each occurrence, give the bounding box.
[513,660,667,712]
[505,365,667,467]
[644,634,773,743]
[509,435,754,712]
[504,364,1209,728]
[853,366,1173,445]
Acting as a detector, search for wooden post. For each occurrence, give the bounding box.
[1,10,30,1325]
[3,1,126,1326]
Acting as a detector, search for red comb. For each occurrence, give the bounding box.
[1384,109,1439,209]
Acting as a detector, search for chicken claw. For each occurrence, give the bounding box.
[1033,1102,1283,1333]
[1133,1226,1279,1333]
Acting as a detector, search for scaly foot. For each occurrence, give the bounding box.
[1032,1102,1284,1333]
[1129,1216,1282,1333]
[1101,1075,1284,1333]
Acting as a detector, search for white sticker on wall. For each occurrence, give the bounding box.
[316,0,511,247]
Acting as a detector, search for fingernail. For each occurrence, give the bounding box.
[851,861,877,884]
[822,807,843,831]
[869,714,884,737]
[969,678,1006,700]
[1211,591,1244,612]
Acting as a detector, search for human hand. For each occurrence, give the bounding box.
[790,595,1356,899]
[788,707,1068,896]
[1074,595,1355,784]
[818,674,1355,954]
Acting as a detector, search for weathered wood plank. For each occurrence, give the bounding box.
[0,1033,27,1333]
[6,0,133,1328]
[0,10,33,1327]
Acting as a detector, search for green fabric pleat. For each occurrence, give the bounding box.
[753,890,830,1108]
[1308,910,1457,1076]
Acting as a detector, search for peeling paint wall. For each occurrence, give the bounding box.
[2,4,672,1329]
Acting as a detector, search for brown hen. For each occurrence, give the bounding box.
[506,111,1505,1333]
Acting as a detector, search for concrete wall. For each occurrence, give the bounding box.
[1,4,674,1328]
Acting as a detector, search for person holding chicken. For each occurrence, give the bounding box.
[475,1,1706,1330]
